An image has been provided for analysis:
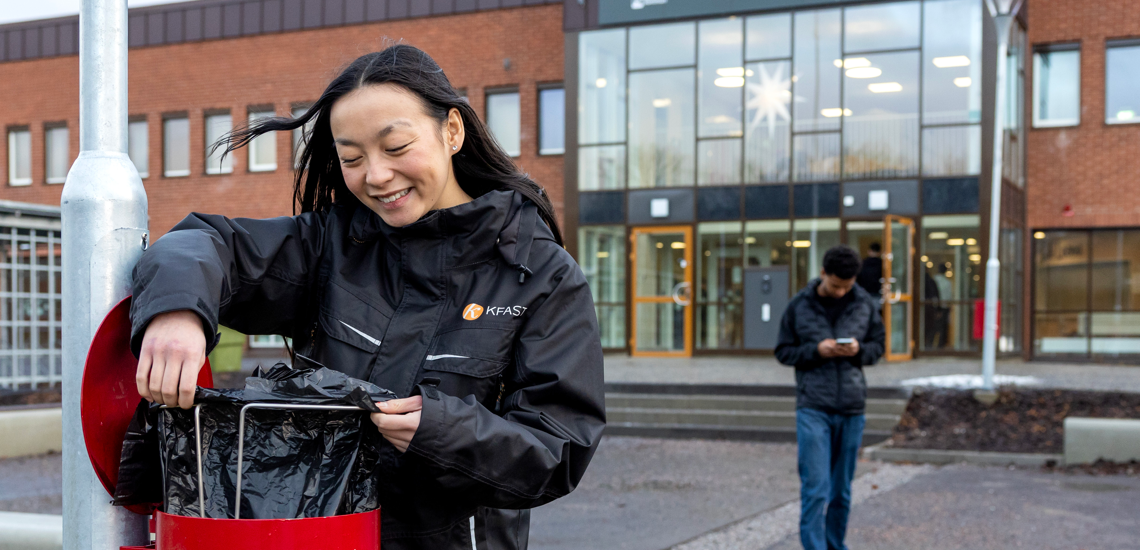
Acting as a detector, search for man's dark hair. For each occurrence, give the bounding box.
[869,242,881,253]
[823,245,862,279]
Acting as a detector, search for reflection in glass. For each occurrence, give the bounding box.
[579,145,626,190]
[1034,230,1088,311]
[793,133,839,182]
[1004,24,1026,186]
[698,139,742,185]
[999,226,1024,353]
[922,125,981,177]
[843,1,920,53]
[746,13,791,61]
[1035,313,1088,355]
[699,18,744,138]
[629,69,696,188]
[1090,230,1140,311]
[635,232,687,298]
[744,220,791,267]
[793,9,841,133]
[744,60,792,182]
[842,51,920,179]
[579,29,626,145]
[1090,313,1140,355]
[630,22,696,70]
[1106,44,1140,124]
[920,215,981,352]
[792,218,840,291]
[636,303,686,353]
[1032,49,1080,127]
[487,92,521,157]
[889,302,910,355]
[923,0,982,124]
[697,222,744,349]
[579,226,626,348]
[539,88,566,155]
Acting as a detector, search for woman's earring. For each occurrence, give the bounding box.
[452,146,458,151]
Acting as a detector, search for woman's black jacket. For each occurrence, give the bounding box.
[129,189,607,549]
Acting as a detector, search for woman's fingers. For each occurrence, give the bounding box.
[159,355,184,408]
[376,395,423,414]
[136,310,208,405]
[136,350,154,403]
[370,409,422,453]
[177,354,203,410]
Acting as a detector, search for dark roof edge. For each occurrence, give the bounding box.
[0,200,62,219]
[1,0,561,64]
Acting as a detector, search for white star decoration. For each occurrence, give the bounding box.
[746,64,800,138]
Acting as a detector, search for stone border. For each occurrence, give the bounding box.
[0,407,61,459]
[864,444,1061,467]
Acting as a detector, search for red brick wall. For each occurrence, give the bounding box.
[1027,0,1140,229]
[0,4,565,237]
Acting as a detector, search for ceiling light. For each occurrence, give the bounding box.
[671,242,686,249]
[954,77,972,88]
[1034,231,1046,239]
[716,67,745,77]
[744,237,756,244]
[920,255,929,262]
[868,82,903,93]
[846,67,882,79]
[595,77,607,88]
[652,98,672,108]
[969,254,982,262]
[820,108,853,118]
[714,76,745,88]
[929,232,949,240]
[792,240,813,248]
[966,238,977,245]
[596,251,609,258]
[926,261,934,268]
[933,55,971,68]
[656,242,664,248]
[833,57,871,69]
[947,238,965,246]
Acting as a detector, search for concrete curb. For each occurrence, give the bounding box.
[865,445,1061,467]
[0,512,62,550]
[0,407,62,458]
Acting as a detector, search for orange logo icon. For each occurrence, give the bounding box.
[462,303,484,321]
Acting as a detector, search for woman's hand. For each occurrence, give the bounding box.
[136,310,207,410]
[370,396,422,453]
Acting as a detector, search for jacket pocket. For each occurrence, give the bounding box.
[420,327,514,406]
[312,282,389,379]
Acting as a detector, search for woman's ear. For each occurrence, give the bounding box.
[446,107,465,153]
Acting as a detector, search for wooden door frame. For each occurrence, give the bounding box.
[629,225,693,358]
[883,215,916,361]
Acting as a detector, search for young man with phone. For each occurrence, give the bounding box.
[775,245,886,550]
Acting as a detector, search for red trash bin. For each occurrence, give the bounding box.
[83,298,381,550]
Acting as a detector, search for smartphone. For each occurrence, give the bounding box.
[835,337,855,345]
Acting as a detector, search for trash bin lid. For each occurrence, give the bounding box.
[81,297,213,514]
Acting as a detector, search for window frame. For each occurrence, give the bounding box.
[128,116,149,179]
[204,111,234,175]
[247,107,278,173]
[1031,43,1081,129]
[537,84,566,156]
[44,123,69,185]
[485,87,522,158]
[7,127,32,187]
[162,114,191,178]
[1104,38,1140,125]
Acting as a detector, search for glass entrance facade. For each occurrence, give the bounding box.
[571,0,1017,355]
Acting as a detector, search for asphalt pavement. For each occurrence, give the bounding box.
[0,452,61,514]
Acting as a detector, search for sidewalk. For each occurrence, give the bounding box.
[604,355,1140,393]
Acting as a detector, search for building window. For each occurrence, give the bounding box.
[538,87,565,155]
[0,226,63,389]
[629,21,695,70]
[486,91,521,157]
[1034,229,1140,358]
[248,109,277,172]
[249,334,288,348]
[7,129,31,186]
[696,221,744,350]
[791,218,840,291]
[578,226,626,349]
[128,119,148,178]
[629,69,696,187]
[44,126,69,184]
[205,113,233,174]
[1032,46,1080,127]
[919,215,981,352]
[292,105,315,169]
[1105,40,1140,124]
[163,116,190,177]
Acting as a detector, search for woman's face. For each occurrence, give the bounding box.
[330,83,470,227]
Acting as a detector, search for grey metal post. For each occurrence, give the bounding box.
[61,0,150,548]
[981,0,1023,391]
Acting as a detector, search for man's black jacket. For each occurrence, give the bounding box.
[774,280,886,415]
[130,190,606,549]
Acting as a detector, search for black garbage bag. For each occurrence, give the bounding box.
[115,355,396,519]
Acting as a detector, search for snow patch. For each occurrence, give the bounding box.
[900,374,1041,389]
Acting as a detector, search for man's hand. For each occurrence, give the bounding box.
[836,339,860,357]
[371,396,422,453]
[817,338,840,358]
[136,310,207,409]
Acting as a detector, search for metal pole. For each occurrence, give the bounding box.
[981,7,1018,391]
[61,0,150,547]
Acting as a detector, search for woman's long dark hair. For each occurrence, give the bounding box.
[215,44,562,244]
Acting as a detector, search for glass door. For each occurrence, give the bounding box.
[883,215,915,361]
[631,226,693,357]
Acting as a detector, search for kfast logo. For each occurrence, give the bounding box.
[463,303,527,321]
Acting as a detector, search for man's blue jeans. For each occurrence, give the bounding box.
[796,407,865,550]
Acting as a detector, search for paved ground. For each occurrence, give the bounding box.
[604,355,1140,393]
[0,453,61,514]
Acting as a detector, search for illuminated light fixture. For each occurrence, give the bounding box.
[596,251,610,258]
[745,69,754,76]
[966,238,977,245]
[716,67,745,77]
[656,242,664,248]
[833,57,872,69]
[868,82,903,93]
[652,98,672,108]
[926,261,934,268]
[969,254,982,262]
[595,77,608,88]
[820,108,853,118]
[1117,110,1135,121]
[947,238,966,246]
[920,255,929,262]
[670,242,686,249]
[846,67,882,79]
[929,232,949,240]
[705,250,712,256]
[932,55,971,68]
[954,77,973,88]
[744,237,757,244]
[1034,231,1046,239]
[715,76,746,88]
[946,271,954,278]
[792,240,813,248]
